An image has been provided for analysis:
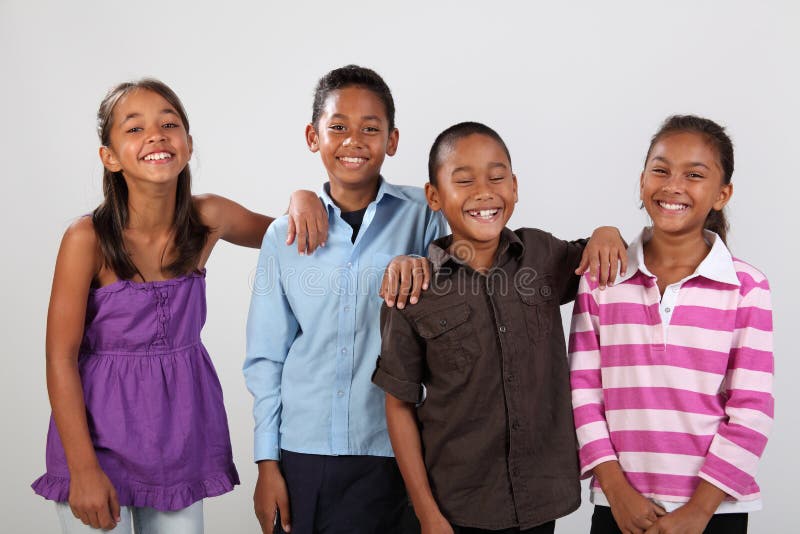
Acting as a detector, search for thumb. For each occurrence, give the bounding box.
[109,488,121,523]
[286,217,296,245]
[277,491,291,532]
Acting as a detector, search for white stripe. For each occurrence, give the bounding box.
[569,349,601,371]
[708,434,760,476]
[619,451,704,477]
[741,286,771,309]
[725,406,773,438]
[576,420,612,445]
[667,325,733,353]
[570,311,597,334]
[598,323,658,346]
[572,388,603,409]
[677,287,738,309]
[726,368,773,393]
[732,261,767,282]
[601,365,724,395]
[732,327,773,351]
[605,409,722,435]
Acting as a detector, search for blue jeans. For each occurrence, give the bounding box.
[55,501,203,534]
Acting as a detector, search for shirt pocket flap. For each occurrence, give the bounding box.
[415,303,471,339]
[518,274,556,305]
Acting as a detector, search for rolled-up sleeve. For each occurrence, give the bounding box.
[372,304,425,404]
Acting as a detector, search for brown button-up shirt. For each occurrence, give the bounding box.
[373,228,585,530]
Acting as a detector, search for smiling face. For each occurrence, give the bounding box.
[640,131,732,239]
[305,85,398,193]
[99,88,192,188]
[427,133,518,249]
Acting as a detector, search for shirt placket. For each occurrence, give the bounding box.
[150,286,170,351]
[331,253,357,454]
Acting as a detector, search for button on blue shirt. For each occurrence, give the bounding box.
[245,178,448,461]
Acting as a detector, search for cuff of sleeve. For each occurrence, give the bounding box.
[698,455,759,501]
[372,363,423,404]
[254,433,280,463]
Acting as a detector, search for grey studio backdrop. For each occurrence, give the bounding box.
[1,1,797,532]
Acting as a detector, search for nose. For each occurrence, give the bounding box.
[661,173,685,193]
[145,124,167,143]
[342,130,364,148]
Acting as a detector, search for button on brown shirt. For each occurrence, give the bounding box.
[373,228,584,530]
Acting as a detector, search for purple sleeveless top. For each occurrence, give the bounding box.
[32,271,239,511]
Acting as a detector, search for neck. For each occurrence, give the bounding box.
[643,227,710,272]
[450,234,501,273]
[125,181,177,232]
[328,177,380,212]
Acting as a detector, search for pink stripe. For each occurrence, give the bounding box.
[569,330,599,352]
[571,369,602,389]
[611,430,712,456]
[573,404,606,428]
[604,387,723,416]
[670,306,735,332]
[617,273,652,287]
[717,423,769,456]
[725,390,774,418]
[601,344,729,374]
[734,307,773,331]
[574,292,599,315]
[729,347,773,373]
[598,302,660,326]
[579,438,616,467]
[700,453,758,496]
[625,471,700,498]
[682,278,737,291]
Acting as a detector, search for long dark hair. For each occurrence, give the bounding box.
[645,115,734,244]
[93,79,209,280]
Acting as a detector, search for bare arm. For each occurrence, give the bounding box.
[593,460,665,534]
[385,394,452,534]
[47,218,120,529]
[195,190,328,252]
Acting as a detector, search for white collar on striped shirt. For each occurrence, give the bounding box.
[614,227,740,287]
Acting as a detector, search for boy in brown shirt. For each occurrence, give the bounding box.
[372,122,625,533]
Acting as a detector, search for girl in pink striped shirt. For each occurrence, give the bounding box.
[569,115,773,534]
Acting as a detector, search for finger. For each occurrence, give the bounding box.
[599,249,611,289]
[574,254,589,275]
[653,504,667,516]
[306,224,320,254]
[89,509,102,529]
[316,205,329,248]
[295,229,308,256]
[110,489,121,523]
[285,217,296,246]
[277,489,291,532]
[619,247,628,276]
[396,261,413,309]
[97,501,115,530]
[382,264,399,307]
[588,257,600,283]
[608,249,620,285]
[422,259,431,291]
[408,261,424,305]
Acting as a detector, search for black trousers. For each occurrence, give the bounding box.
[274,450,417,534]
[453,520,555,533]
[590,505,748,534]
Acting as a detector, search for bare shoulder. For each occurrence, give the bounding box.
[193,193,225,225]
[56,215,102,282]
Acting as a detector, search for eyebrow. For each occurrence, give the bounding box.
[120,109,179,123]
[330,113,382,121]
[651,156,710,170]
[451,161,508,175]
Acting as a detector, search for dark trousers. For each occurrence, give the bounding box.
[274,450,417,534]
[453,520,555,533]
[590,505,748,534]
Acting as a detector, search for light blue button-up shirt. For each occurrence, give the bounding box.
[245,178,448,461]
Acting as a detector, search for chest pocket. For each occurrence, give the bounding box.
[518,274,555,340]
[415,302,476,373]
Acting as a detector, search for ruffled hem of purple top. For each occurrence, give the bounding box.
[31,469,240,512]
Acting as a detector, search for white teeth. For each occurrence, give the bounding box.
[658,201,688,211]
[467,209,499,219]
[340,157,366,164]
[144,152,171,161]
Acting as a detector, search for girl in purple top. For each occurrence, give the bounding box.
[32,79,327,533]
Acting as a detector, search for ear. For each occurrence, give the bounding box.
[639,171,645,201]
[713,182,733,211]
[512,174,518,203]
[99,145,122,172]
[305,124,319,153]
[385,128,399,157]
[424,182,441,211]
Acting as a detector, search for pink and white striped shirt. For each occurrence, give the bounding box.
[569,228,773,512]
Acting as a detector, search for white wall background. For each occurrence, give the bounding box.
[1,1,797,532]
